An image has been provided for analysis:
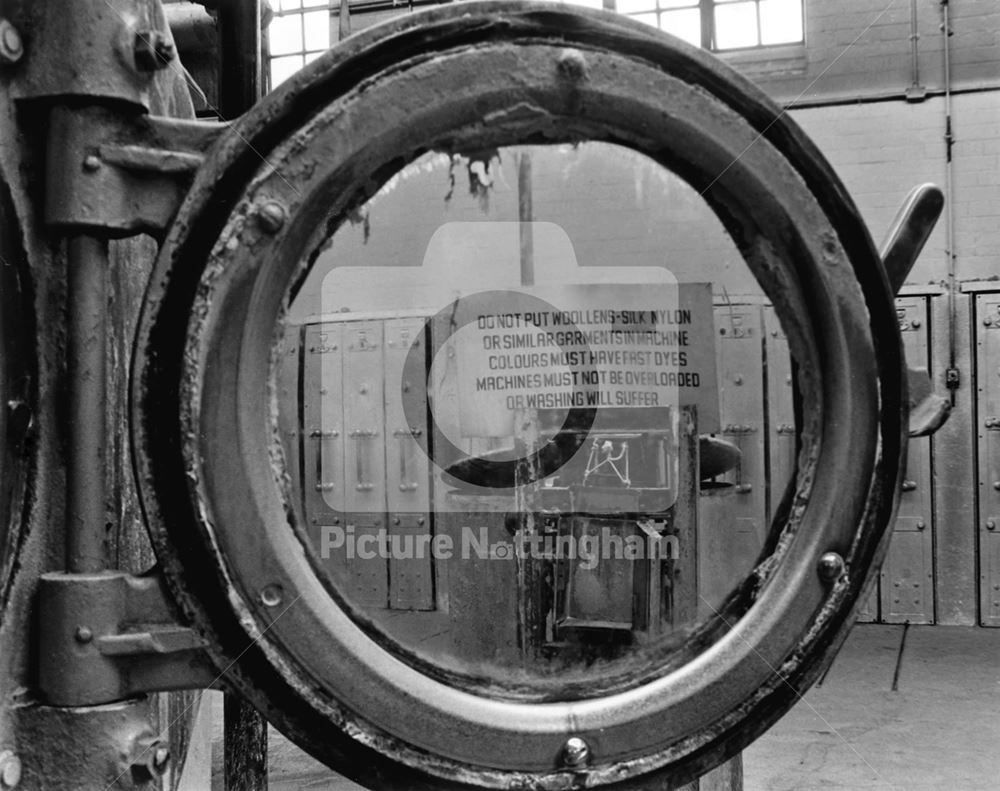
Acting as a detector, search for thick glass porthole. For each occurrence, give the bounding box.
[133,3,904,788]
[277,141,786,694]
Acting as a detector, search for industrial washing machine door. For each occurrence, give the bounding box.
[131,2,913,788]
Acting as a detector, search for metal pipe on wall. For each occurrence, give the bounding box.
[941,0,958,396]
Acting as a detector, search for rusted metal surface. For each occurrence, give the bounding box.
[11,0,171,109]
[131,3,905,788]
[11,697,169,790]
[44,106,223,236]
[0,174,36,629]
[0,0,209,786]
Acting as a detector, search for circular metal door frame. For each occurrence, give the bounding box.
[132,3,905,787]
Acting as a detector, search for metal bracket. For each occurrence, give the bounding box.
[44,105,224,236]
[37,568,217,707]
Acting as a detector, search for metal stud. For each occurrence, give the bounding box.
[817,551,845,582]
[257,201,287,234]
[561,736,589,768]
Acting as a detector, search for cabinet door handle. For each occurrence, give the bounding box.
[350,429,378,491]
[394,428,421,492]
[310,429,339,492]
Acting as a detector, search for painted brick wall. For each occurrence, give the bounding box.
[785,91,999,285]
[729,0,999,103]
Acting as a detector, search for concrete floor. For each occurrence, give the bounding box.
[209,624,1000,790]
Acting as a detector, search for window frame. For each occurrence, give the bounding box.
[266,0,805,88]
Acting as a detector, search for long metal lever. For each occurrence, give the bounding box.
[879,183,944,293]
[878,184,950,437]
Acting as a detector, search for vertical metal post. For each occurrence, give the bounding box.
[217,0,262,120]
[224,696,268,791]
[65,234,108,574]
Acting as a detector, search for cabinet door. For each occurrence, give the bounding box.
[302,323,346,521]
[763,306,795,523]
[714,304,767,549]
[975,294,1000,626]
[881,297,934,623]
[340,321,389,607]
[384,318,434,610]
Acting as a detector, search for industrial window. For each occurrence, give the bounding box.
[267,0,804,87]
[617,0,803,50]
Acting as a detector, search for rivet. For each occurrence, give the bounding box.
[0,750,21,788]
[74,626,93,644]
[817,551,845,582]
[257,201,287,234]
[987,520,997,531]
[259,584,284,608]
[733,374,743,385]
[0,20,24,65]
[556,48,588,81]
[561,736,590,768]
[82,155,102,172]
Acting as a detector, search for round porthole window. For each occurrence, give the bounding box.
[133,3,904,788]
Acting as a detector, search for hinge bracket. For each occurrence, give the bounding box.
[37,567,218,707]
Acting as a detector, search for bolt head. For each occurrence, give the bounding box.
[257,201,287,233]
[74,625,94,644]
[82,155,102,172]
[557,48,588,81]
[817,551,845,582]
[0,21,24,64]
[561,736,590,768]
[134,31,175,71]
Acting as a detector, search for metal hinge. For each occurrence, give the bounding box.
[37,568,217,707]
[44,105,224,237]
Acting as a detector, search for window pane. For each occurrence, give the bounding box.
[302,0,327,6]
[561,0,606,9]
[269,13,304,56]
[660,8,700,46]
[278,0,302,10]
[659,0,700,7]
[760,0,803,45]
[271,54,304,87]
[714,1,759,49]
[617,0,656,13]
[303,9,330,51]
